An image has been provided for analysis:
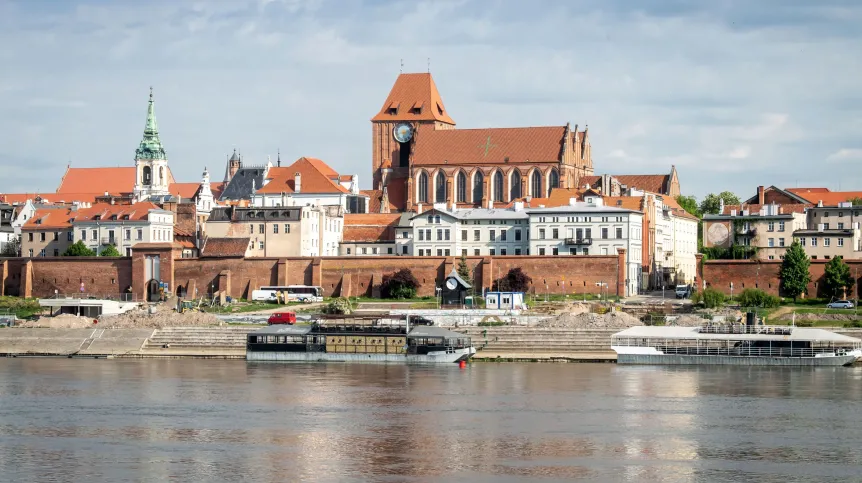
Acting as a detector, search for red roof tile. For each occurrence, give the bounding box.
[786,189,862,206]
[168,183,200,199]
[56,166,178,194]
[360,189,398,213]
[613,175,670,194]
[201,237,250,257]
[342,213,401,242]
[22,208,75,229]
[372,73,455,124]
[411,125,566,166]
[210,182,226,199]
[256,157,348,195]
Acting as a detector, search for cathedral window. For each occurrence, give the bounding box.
[472,172,484,204]
[456,172,467,203]
[493,171,504,202]
[531,171,543,198]
[549,169,560,196]
[434,172,446,203]
[417,172,429,203]
[510,170,522,200]
[142,166,152,185]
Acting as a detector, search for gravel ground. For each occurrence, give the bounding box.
[537,310,643,329]
[21,307,224,329]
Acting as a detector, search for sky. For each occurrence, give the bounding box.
[1,0,860,201]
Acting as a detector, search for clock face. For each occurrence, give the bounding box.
[393,122,413,143]
[446,278,458,290]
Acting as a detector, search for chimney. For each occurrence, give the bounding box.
[416,203,423,214]
[719,198,725,214]
[818,223,825,232]
[817,200,823,207]
[294,172,301,193]
[569,197,577,206]
[380,187,390,214]
[757,185,765,205]
[487,199,493,209]
[513,201,524,211]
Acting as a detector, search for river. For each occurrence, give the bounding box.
[0,360,860,482]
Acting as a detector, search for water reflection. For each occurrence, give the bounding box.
[0,360,860,482]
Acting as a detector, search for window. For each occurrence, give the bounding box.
[515,229,521,241]
[461,249,467,256]
[437,229,443,241]
[373,247,378,254]
[435,215,441,224]
[500,230,507,241]
[456,171,467,203]
[28,233,33,242]
[825,255,831,260]
[258,224,264,234]
[273,224,278,234]
[812,255,818,260]
[53,232,59,241]
[286,224,291,234]
[445,229,450,241]
[768,255,775,260]
[811,237,817,247]
[445,249,450,256]
[510,170,522,200]
[346,248,351,255]
[425,229,431,240]
[490,230,496,241]
[361,247,367,254]
[570,249,578,255]
[530,170,542,197]
[838,238,844,247]
[552,228,559,239]
[125,229,131,240]
[824,238,830,247]
[767,221,774,232]
[474,229,480,241]
[461,230,467,241]
[417,172,429,203]
[493,171,504,202]
[67,232,74,242]
[39,249,45,257]
[418,230,425,241]
[616,227,623,239]
[601,228,608,239]
[402,231,408,239]
[490,248,496,256]
[501,249,507,255]
[474,249,480,256]
[824,223,830,230]
[539,228,546,240]
[779,238,785,247]
[258,241,264,250]
[53,249,59,257]
[538,247,545,255]
[92,230,97,240]
[108,230,114,241]
[839,212,844,217]
[427,215,433,224]
[838,222,845,229]
[552,247,558,255]
[137,229,143,240]
[548,169,559,196]
[437,249,443,256]
[768,238,774,247]
[28,249,33,257]
[472,171,484,203]
[515,248,521,255]
[800,237,806,246]
[402,246,408,255]
[250,224,254,233]
[435,172,446,203]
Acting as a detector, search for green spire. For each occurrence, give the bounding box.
[135,86,167,160]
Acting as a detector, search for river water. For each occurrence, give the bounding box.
[0,360,861,483]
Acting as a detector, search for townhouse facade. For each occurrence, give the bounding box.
[410,204,529,257]
[795,202,862,260]
[702,203,808,260]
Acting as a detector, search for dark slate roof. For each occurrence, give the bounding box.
[208,206,302,222]
[446,269,472,289]
[219,167,267,201]
[200,237,249,257]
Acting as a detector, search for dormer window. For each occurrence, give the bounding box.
[436,102,444,116]
[93,215,101,221]
[386,101,399,115]
[249,212,255,218]
[111,214,118,220]
[122,214,130,220]
[410,101,423,114]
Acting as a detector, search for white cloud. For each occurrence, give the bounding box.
[827,148,862,161]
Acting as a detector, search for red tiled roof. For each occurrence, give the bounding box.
[22,208,75,229]
[411,125,566,166]
[256,157,349,195]
[201,237,250,257]
[0,192,103,204]
[210,182,226,200]
[579,175,600,188]
[360,189,397,213]
[613,175,670,194]
[344,213,401,226]
[786,189,862,206]
[721,203,809,215]
[168,183,200,199]
[603,196,645,213]
[660,196,699,221]
[371,73,455,124]
[23,202,162,229]
[787,187,830,194]
[385,177,407,211]
[56,166,177,194]
[342,213,401,242]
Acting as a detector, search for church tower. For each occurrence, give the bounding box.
[133,87,170,201]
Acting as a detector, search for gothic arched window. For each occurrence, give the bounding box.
[531,170,543,198]
[472,171,484,204]
[493,171,504,202]
[510,170,522,200]
[142,166,152,185]
[548,169,560,196]
[435,172,446,203]
[417,172,428,203]
[159,166,165,184]
[456,171,467,203]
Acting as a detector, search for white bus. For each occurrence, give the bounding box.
[251,285,324,303]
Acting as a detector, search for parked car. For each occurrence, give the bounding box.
[675,285,692,299]
[267,312,297,325]
[411,316,434,326]
[826,300,854,309]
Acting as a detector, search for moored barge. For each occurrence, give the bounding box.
[612,323,862,366]
[246,322,475,364]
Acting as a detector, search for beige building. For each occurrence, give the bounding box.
[205,205,343,257]
[795,202,862,260]
[702,203,807,260]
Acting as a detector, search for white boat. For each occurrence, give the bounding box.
[612,323,862,366]
[246,324,475,364]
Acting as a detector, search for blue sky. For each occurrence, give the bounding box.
[1,0,860,201]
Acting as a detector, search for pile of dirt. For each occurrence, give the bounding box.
[18,314,98,329]
[671,315,709,327]
[537,310,643,329]
[99,309,223,328]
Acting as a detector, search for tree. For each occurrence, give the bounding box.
[99,244,121,257]
[780,240,810,302]
[824,256,854,299]
[493,267,532,293]
[457,254,471,281]
[381,268,420,299]
[848,197,862,206]
[675,195,701,218]
[1,235,20,257]
[699,191,741,215]
[692,287,726,309]
[62,240,96,257]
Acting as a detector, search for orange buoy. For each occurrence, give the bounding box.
[459,360,466,368]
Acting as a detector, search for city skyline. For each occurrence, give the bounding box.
[1,0,860,199]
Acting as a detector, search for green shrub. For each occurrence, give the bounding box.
[323,297,353,315]
[691,287,726,308]
[794,320,814,327]
[736,288,780,308]
[844,320,862,328]
[381,269,420,299]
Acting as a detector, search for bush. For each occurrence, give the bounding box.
[736,288,780,308]
[381,268,420,299]
[323,297,353,315]
[692,287,726,308]
[492,268,532,292]
[844,320,862,328]
[63,241,96,257]
[795,320,814,327]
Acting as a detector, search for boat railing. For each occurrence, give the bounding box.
[696,324,793,335]
[658,346,854,358]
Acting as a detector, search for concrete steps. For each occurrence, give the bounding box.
[456,327,618,354]
[144,326,256,349]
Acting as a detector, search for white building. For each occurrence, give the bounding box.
[526,196,643,296]
[410,203,530,257]
[668,201,699,284]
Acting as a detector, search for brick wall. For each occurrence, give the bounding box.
[1,257,133,298]
[701,258,862,298]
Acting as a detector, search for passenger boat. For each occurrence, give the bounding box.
[611,323,862,366]
[246,322,475,364]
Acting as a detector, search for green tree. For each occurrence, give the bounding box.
[1,235,20,257]
[699,191,741,215]
[62,240,96,257]
[824,255,854,299]
[675,195,701,218]
[691,287,726,308]
[99,244,121,257]
[457,253,471,281]
[381,268,420,299]
[847,197,862,206]
[780,240,811,301]
[493,268,533,292]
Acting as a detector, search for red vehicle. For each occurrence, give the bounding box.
[267,312,297,325]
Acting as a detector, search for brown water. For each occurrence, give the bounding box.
[0,360,861,483]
